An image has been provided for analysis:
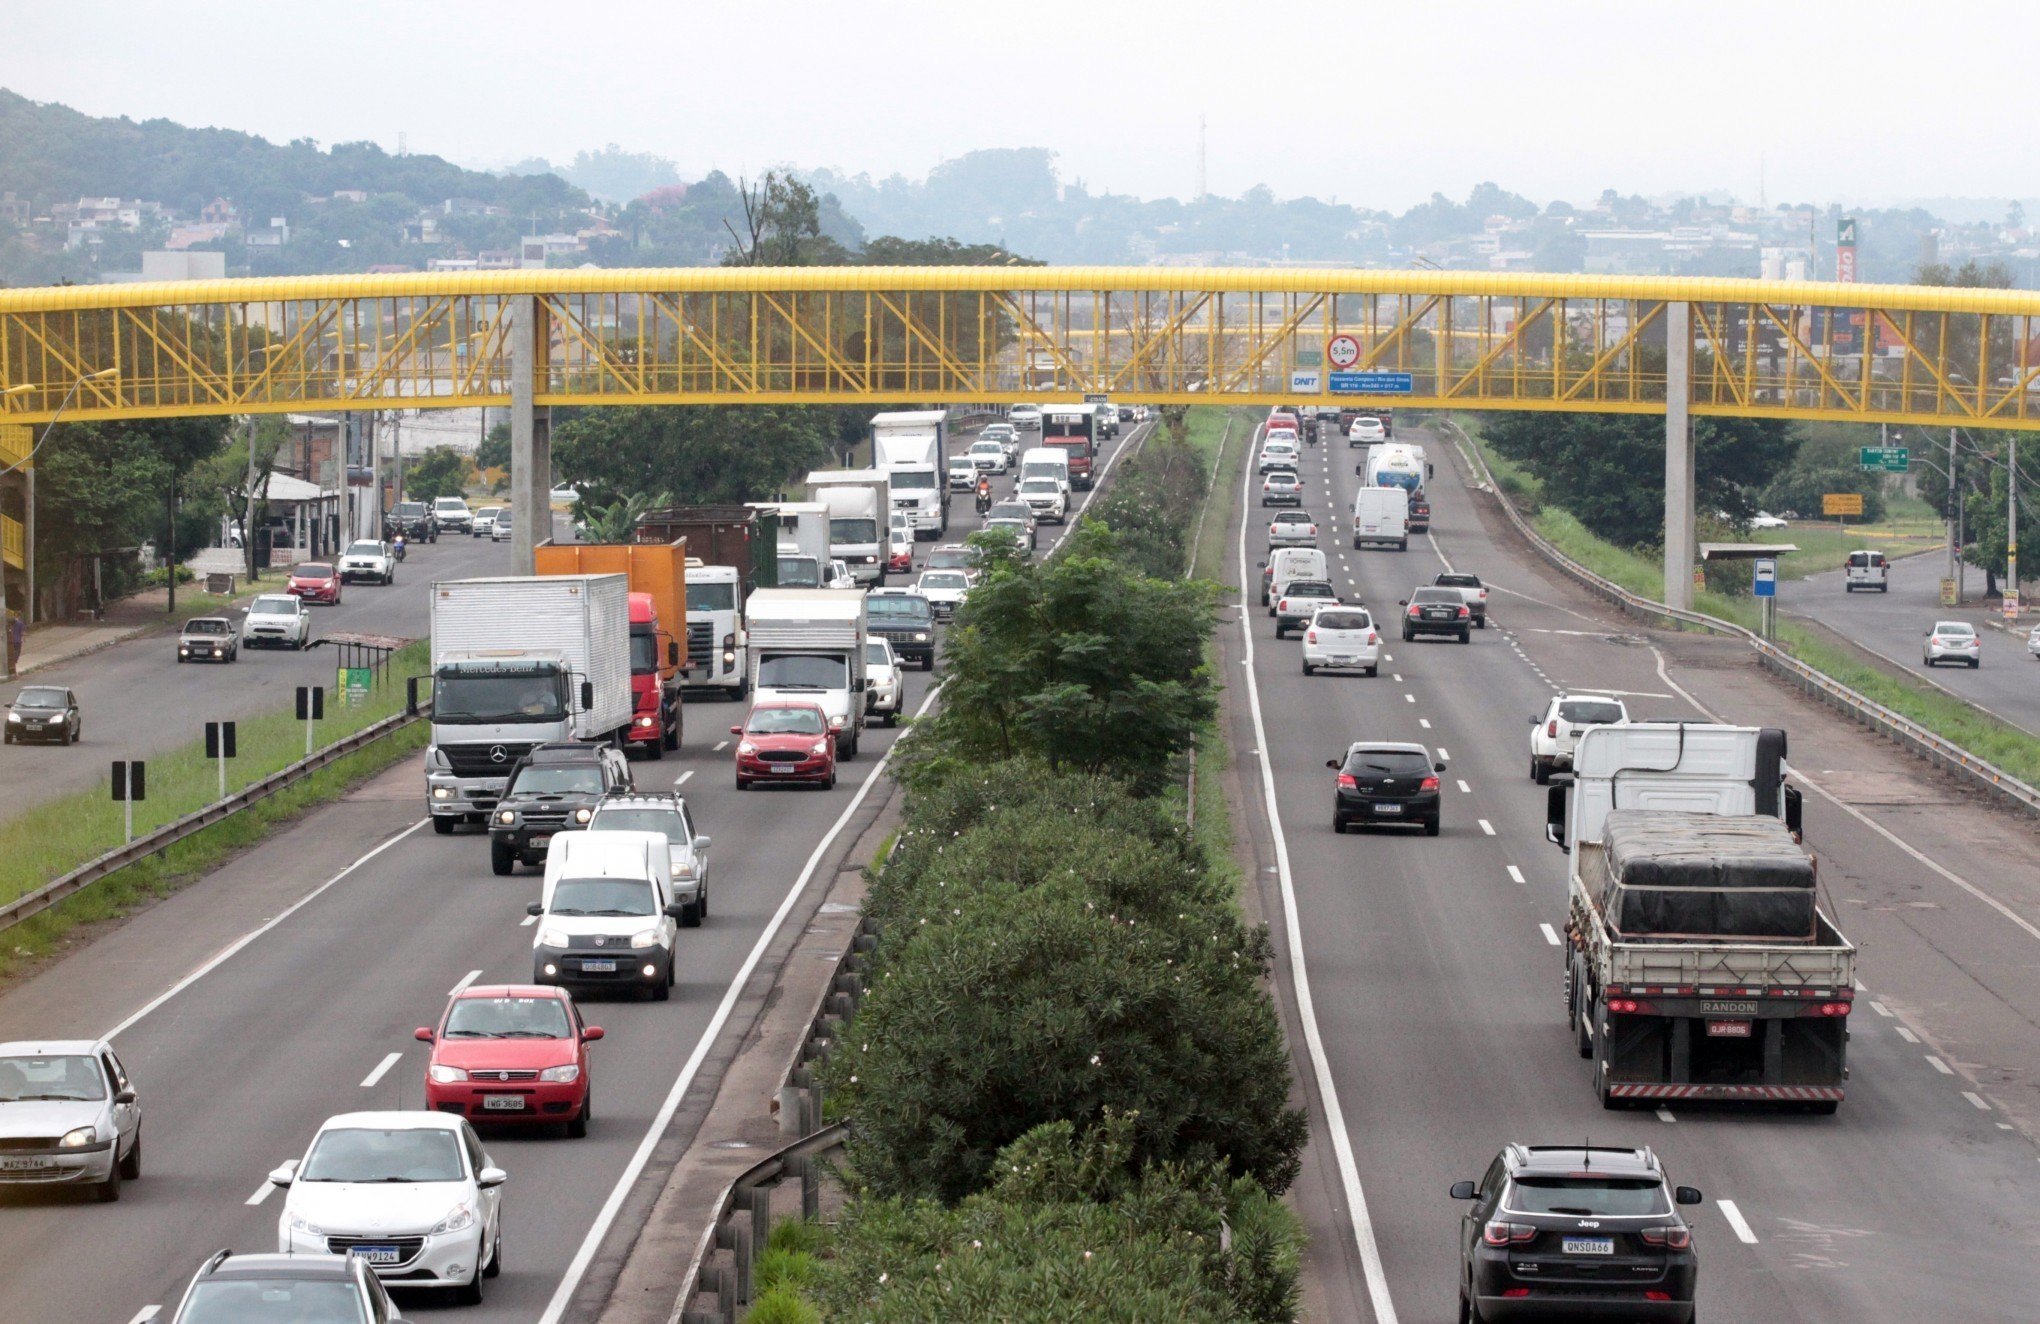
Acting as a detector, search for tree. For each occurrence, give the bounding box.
[549,404,839,508]
[401,445,470,502]
[193,415,293,579]
[577,489,673,543]
[31,421,166,609]
[476,422,511,474]
[141,417,231,611]
[1955,434,2040,592]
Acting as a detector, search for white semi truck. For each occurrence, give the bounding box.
[870,410,950,539]
[425,575,633,831]
[744,589,870,758]
[804,470,891,586]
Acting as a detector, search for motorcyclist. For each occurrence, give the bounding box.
[392,532,407,562]
[975,477,993,515]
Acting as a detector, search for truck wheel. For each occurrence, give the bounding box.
[433,816,455,836]
[1532,757,1548,785]
[643,735,663,761]
[490,841,515,876]
[1805,1100,1839,1116]
[663,719,680,752]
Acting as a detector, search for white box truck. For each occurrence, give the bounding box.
[871,410,950,539]
[425,575,633,830]
[753,500,830,588]
[744,588,870,758]
[1352,486,1410,551]
[804,470,891,585]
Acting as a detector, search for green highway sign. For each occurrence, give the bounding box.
[1294,349,1323,367]
[1860,446,1908,473]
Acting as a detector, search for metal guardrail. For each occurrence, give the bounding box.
[1441,420,2040,819]
[0,703,428,933]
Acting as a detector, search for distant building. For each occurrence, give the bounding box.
[200,197,238,225]
[245,217,290,248]
[0,192,27,227]
[331,189,369,204]
[141,250,226,281]
[165,222,233,251]
[476,249,519,270]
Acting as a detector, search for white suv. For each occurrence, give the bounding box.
[1016,477,1068,523]
[432,497,473,533]
[1301,605,1380,677]
[1529,693,1630,783]
[338,539,396,585]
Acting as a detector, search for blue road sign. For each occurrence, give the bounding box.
[1753,558,1777,598]
[1328,371,1414,395]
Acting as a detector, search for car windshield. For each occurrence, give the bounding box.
[13,687,68,708]
[1317,611,1372,631]
[589,807,686,842]
[393,503,427,518]
[0,1053,105,1101]
[1347,750,1432,776]
[778,558,820,588]
[294,565,334,579]
[477,508,501,520]
[185,619,232,635]
[685,581,737,612]
[971,442,1002,454]
[629,633,660,673]
[1411,589,1459,604]
[986,520,1026,535]
[345,542,383,556]
[920,572,968,590]
[251,596,299,614]
[433,672,564,723]
[989,503,1032,521]
[180,1280,368,1323]
[984,426,1014,440]
[1019,479,1058,494]
[758,655,847,689]
[829,518,878,544]
[1935,622,1974,636]
[509,765,603,795]
[867,595,932,622]
[1510,1176,1670,1217]
[928,550,974,570]
[865,642,892,666]
[443,996,572,1039]
[549,877,656,917]
[299,1127,465,1183]
[748,706,827,735]
[1286,581,1334,597]
[1560,700,1626,725]
[436,499,467,511]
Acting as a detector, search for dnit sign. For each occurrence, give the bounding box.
[1326,334,1362,370]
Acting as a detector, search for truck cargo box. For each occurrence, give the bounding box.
[1591,811,1817,943]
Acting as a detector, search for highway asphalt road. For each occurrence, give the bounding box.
[1789,546,2040,735]
[0,417,1144,1323]
[1226,425,2040,1323]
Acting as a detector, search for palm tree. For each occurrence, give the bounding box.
[578,490,673,543]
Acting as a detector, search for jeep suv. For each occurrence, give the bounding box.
[866,589,937,670]
[489,742,633,875]
[1451,1144,1702,1322]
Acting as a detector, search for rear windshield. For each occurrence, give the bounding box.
[1285,581,1334,597]
[1848,552,1885,567]
[1316,611,1372,631]
[1411,588,1460,604]
[1934,622,1975,636]
[1345,750,1431,775]
[1437,574,1481,588]
[1509,1176,1669,1217]
[1560,700,1625,725]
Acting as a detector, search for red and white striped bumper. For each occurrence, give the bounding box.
[1608,1083,1844,1102]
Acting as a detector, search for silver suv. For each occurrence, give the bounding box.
[0,1038,142,1201]
[585,793,713,925]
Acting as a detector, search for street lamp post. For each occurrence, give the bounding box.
[0,368,118,678]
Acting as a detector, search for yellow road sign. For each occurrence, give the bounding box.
[1822,492,1865,516]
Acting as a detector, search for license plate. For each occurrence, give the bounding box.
[482,1095,526,1111]
[581,959,617,973]
[1373,803,1404,815]
[353,1246,402,1265]
[1563,1237,1614,1256]
[0,1156,53,1170]
[771,765,797,774]
[529,834,552,847]
[1706,1020,1753,1038]
[24,722,42,731]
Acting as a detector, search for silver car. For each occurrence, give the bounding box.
[864,638,902,725]
[0,1038,142,1201]
[584,793,713,925]
[1924,620,1981,668]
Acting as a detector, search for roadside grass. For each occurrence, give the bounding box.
[0,641,431,909]
[1189,407,1255,584]
[1185,406,1253,895]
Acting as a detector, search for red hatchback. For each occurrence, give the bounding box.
[732,701,837,790]
[415,984,602,1136]
[287,562,343,605]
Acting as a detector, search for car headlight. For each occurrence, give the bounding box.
[496,809,517,826]
[573,807,592,824]
[5,713,19,724]
[629,928,662,949]
[429,1202,476,1236]
[539,1063,581,1083]
[57,1125,97,1148]
[537,926,570,948]
[287,1211,324,1237]
[428,1064,469,1083]
[737,741,755,756]
[179,646,190,655]
[914,632,929,642]
[672,860,697,881]
[811,740,831,757]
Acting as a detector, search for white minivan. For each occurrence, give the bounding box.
[528,832,684,1000]
[1843,550,1888,592]
[1264,546,1329,611]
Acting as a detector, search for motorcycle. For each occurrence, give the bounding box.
[975,488,994,516]
[392,535,407,563]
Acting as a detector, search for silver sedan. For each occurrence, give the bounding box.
[0,1038,142,1201]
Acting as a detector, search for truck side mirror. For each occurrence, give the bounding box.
[1545,783,1569,852]
[1355,464,1364,476]
[668,642,680,666]
[580,680,595,710]
[1783,783,1804,838]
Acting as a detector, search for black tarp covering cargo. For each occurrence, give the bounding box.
[1591,810,1817,942]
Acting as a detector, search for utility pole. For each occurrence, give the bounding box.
[2009,433,2019,621]
[1947,427,1959,603]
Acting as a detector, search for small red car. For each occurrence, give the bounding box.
[286,562,343,605]
[732,701,837,790]
[416,984,602,1136]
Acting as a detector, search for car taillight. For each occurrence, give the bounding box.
[1640,1226,1693,1250]
[1483,1220,1536,1247]
[1547,720,1558,738]
[1408,606,1421,617]
[1458,605,1470,617]
[1607,997,1641,1014]
[1337,773,1358,789]
[1811,1001,1851,1017]
[1279,599,1289,611]
[1306,631,1317,643]
[1366,632,1378,644]
[1420,776,1439,792]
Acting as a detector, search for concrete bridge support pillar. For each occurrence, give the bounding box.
[509,294,550,574]
[1664,301,1695,612]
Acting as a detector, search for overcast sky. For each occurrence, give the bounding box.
[4,0,2032,212]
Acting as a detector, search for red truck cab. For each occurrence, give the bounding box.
[627,592,680,757]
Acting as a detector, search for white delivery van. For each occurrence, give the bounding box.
[529,831,683,1000]
[1264,546,1330,610]
[1018,447,1072,494]
[1843,550,1888,592]
[1352,486,1410,551]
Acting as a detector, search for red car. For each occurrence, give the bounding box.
[286,562,343,605]
[732,701,837,790]
[415,984,602,1136]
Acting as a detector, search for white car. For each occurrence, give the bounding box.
[924,544,983,586]
[1750,511,1790,530]
[1529,693,1631,783]
[986,500,1038,547]
[981,422,1021,463]
[433,497,474,532]
[1843,549,1888,591]
[1258,442,1300,474]
[271,1112,505,1304]
[864,638,902,725]
[1267,511,1318,549]
[491,511,514,543]
[0,1039,143,1202]
[1924,620,1981,668]
[338,539,396,585]
[916,569,971,619]
[968,439,1010,473]
[1010,404,1042,432]
[242,594,311,649]
[1300,605,1380,677]
[2029,624,2040,660]
[1348,416,1387,445]
[585,793,713,925]
[947,456,979,490]
[471,506,502,538]
[549,484,579,508]
[1016,477,1068,524]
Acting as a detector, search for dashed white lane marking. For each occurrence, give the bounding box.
[1895,1026,1919,1043]
[1507,865,1526,884]
[1437,747,1449,760]
[1457,780,1471,794]
[1656,1107,1677,1123]
[245,1178,278,1206]
[1964,1091,1992,1110]
[1538,922,1561,945]
[674,769,694,785]
[360,1052,403,1088]
[1404,694,1415,703]
[1718,1200,1759,1244]
[712,740,728,752]
[1870,1000,1893,1017]
[126,1307,158,1324]
[521,913,538,926]
[1926,1055,1954,1074]
[448,969,482,996]
[1479,819,1496,836]
[1419,718,1432,728]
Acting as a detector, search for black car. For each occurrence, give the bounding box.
[1451,1144,1702,1323]
[865,589,937,670]
[384,500,439,542]
[490,741,634,875]
[4,685,80,745]
[166,1249,407,1323]
[1328,741,1444,835]
[1400,587,1472,643]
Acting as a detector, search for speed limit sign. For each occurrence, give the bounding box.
[1326,334,1362,370]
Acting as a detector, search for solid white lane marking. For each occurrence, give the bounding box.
[1926,1055,1953,1074]
[1964,1091,1991,1110]
[107,819,431,1040]
[674,769,694,785]
[449,969,482,996]
[1895,1026,1919,1043]
[536,680,945,1324]
[1539,922,1561,945]
[245,1178,277,1206]
[1229,435,1401,1324]
[360,1052,403,1088]
[1718,1199,1759,1244]
[1457,780,1471,794]
[712,740,728,752]
[1479,819,1496,835]
[1656,1107,1677,1123]
[1507,865,1526,884]
[1870,1000,1893,1017]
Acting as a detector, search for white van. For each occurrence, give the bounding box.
[1843,550,1888,592]
[1264,546,1330,610]
[529,832,683,1000]
[1019,447,1072,494]
[1352,487,1410,551]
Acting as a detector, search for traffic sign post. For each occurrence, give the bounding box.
[111,760,146,844]
[1753,558,1777,639]
[1859,446,1909,473]
[1822,492,1863,533]
[206,720,238,802]
[296,685,324,757]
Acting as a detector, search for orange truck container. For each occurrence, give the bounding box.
[534,538,688,757]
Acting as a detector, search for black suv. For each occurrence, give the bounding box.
[1451,1144,1702,1323]
[1400,587,1472,643]
[1329,741,1444,836]
[384,500,439,542]
[490,741,633,875]
[865,589,937,670]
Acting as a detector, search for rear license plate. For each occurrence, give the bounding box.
[482,1095,526,1111]
[1373,803,1404,815]
[353,1246,402,1265]
[1706,1020,1753,1038]
[581,959,617,973]
[1562,1237,1614,1256]
[529,834,553,846]
[0,1156,53,1170]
